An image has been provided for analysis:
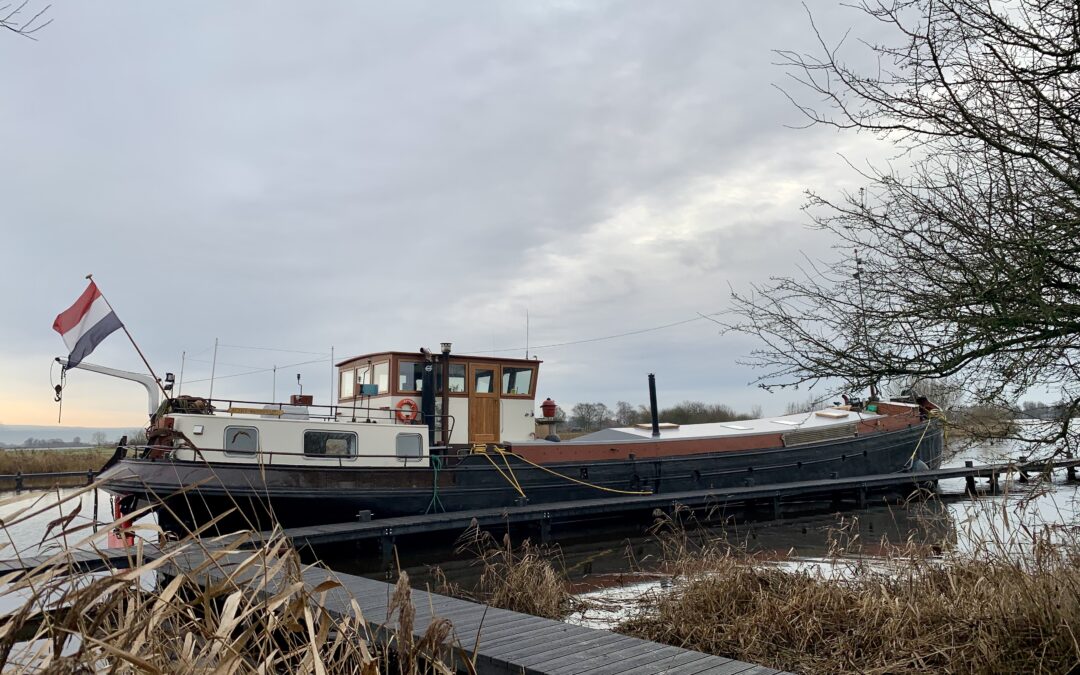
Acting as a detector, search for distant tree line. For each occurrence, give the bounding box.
[0,437,90,449]
[565,400,762,432]
[0,431,123,449]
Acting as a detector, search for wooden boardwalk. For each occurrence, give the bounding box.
[163,546,790,674]
[1,541,790,673]
[0,543,162,578]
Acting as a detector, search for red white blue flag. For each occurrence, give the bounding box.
[52,281,123,368]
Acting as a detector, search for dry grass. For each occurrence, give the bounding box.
[0,485,458,673]
[0,448,112,475]
[618,507,1080,674]
[434,527,578,620]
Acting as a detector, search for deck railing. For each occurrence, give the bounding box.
[170,396,455,434]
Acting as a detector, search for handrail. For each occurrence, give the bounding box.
[168,396,456,432]
[127,444,434,469]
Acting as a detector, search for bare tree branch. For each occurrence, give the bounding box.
[728,0,1080,454]
[1,1,51,40]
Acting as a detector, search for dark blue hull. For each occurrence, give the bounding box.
[100,422,943,531]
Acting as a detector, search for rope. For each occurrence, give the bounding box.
[486,445,653,496]
[905,408,948,469]
[424,455,446,514]
[473,445,526,498]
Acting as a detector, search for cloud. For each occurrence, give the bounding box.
[1,1,900,424]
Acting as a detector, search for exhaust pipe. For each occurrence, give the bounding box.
[648,373,660,438]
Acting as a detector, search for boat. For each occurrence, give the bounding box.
[96,346,944,531]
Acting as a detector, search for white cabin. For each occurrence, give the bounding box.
[334,350,542,446]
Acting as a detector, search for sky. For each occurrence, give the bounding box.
[0,1,898,429]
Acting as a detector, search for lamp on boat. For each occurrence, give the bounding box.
[163,372,174,392]
[440,342,452,355]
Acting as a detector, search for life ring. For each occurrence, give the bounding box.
[395,399,419,424]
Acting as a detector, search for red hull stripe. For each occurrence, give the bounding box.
[52,282,102,335]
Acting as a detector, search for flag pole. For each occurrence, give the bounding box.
[85,274,169,399]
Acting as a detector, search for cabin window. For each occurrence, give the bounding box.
[373,361,389,394]
[395,433,423,460]
[474,367,496,394]
[224,426,258,454]
[356,365,370,388]
[340,369,355,399]
[438,363,467,393]
[303,431,357,457]
[398,361,425,392]
[501,367,534,396]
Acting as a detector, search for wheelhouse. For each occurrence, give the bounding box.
[334,350,542,446]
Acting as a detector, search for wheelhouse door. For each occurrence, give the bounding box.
[468,363,500,444]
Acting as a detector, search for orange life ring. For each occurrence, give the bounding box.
[395,399,419,424]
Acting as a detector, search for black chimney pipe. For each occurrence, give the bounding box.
[421,362,436,447]
[648,373,660,438]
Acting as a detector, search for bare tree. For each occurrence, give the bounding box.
[726,0,1080,453]
[1,1,50,38]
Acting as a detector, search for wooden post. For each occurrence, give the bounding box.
[14,471,22,493]
[1066,453,1077,483]
[989,472,1000,494]
[964,461,977,495]
[771,496,782,520]
[540,512,551,544]
[856,486,867,509]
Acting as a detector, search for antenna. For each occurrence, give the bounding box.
[525,308,530,359]
[208,338,219,400]
[177,350,186,397]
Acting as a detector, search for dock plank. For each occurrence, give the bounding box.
[146,548,781,675]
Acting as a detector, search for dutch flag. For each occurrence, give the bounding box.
[52,281,123,368]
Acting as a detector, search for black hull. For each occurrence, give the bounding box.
[100,422,943,531]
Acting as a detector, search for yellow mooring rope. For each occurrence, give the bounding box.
[905,408,948,468]
[472,444,653,497]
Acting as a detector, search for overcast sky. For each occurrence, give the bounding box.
[1,1,897,428]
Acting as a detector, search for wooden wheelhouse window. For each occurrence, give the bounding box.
[340,369,355,399]
[438,363,467,394]
[501,366,534,397]
[224,426,258,454]
[398,361,425,393]
[303,431,357,457]
[373,362,389,394]
[473,367,496,394]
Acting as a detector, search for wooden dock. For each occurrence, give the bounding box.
[163,545,790,674]
[2,540,788,673]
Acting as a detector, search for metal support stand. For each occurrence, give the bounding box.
[380,529,395,571]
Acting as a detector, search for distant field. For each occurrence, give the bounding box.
[0,447,113,475]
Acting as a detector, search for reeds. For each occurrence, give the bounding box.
[435,527,578,620]
[618,505,1080,674]
[0,485,455,673]
[0,448,112,476]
